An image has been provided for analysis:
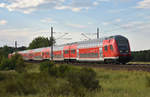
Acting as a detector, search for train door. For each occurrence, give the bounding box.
[70,44,77,60]
[63,45,70,60]
[28,50,34,60]
[109,45,114,57]
[70,49,76,59]
[42,48,50,60]
[99,47,104,61]
[99,47,103,58]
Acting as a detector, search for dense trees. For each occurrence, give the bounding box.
[28,36,55,49]
[0,46,14,58]
[0,46,27,58]
[132,50,150,62]
[0,36,53,63]
[0,53,25,72]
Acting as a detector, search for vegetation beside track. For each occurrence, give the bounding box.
[132,50,150,62]
[1,60,150,97]
[95,68,150,97]
[0,60,101,97]
[129,62,150,65]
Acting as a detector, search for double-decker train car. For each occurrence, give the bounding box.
[9,35,131,64]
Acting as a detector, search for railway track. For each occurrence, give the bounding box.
[25,61,150,72]
[70,63,150,72]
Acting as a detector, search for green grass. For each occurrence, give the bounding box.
[94,68,150,97]
[128,62,150,64]
[1,63,150,97]
[25,62,40,73]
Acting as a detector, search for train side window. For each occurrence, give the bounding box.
[71,49,76,54]
[64,50,69,54]
[46,52,49,55]
[104,46,108,51]
[110,45,113,51]
[29,53,32,57]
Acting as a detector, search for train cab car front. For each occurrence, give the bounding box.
[114,35,131,64]
[103,35,131,64]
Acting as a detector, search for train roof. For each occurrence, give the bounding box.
[17,47,51,53]
[113,35,128,40]
[64,35,127,45]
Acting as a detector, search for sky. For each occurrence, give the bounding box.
[0,0,150,51]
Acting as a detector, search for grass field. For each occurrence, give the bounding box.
[129,62,150,64]
[1,63,150,97]
[94,68,150,97]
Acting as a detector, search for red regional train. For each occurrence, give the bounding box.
[9,35,131,64]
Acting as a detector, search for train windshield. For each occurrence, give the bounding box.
[119,45,128,50]
[115,36,130,53]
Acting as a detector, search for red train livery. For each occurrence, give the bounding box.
[9,35,131,64]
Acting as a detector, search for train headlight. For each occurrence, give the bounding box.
[126,50,129,53]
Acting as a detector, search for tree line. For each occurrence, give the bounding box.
[0,36,54,58]
[131,50,150,62]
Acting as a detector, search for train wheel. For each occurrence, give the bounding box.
[121,62,126,65]
[104,59,109,64]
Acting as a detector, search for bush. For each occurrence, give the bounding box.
[58,65,70,77]
[15,56,26,73]
[39,62,101,96]
[0,73,38,95]
[0,55,2,63]
[0,53,25,72]
[0,57,11,70]
[40,61,54,72]
[146,76,150,87]
[0,63,101,97]
[0,73,5,81]
[67,67,100,91]
[10,53,22,68]
[79,68,100,90]
[0,72,53,96]
[48,65,59,77]
[40,62,101,91]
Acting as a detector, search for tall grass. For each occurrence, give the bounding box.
[0,62,101,97]
[94,68,150,97]
[1,61,150,97]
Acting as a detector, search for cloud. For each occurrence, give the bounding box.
[23,8,36,14]
[102,18,122,26]
[54,0,96,12]
[0,0,110,13]
[108,9,126,13]
[118,0,131,2]
[88,22,93,25]
[0,28,31,36]
[0,28,51,47]
[54,6,84,12]
[41,18,57,24]
[98,0,110,2]
[102,22,110,26]
[93,2,99,6]
[0,20,7,25]
[66,23,87,28]
[115,18,122,22]
[120,21,147,29]
[0,28,33,47]
[136,0,150,9]
[0,3,6,7]
[0,0,65,14]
